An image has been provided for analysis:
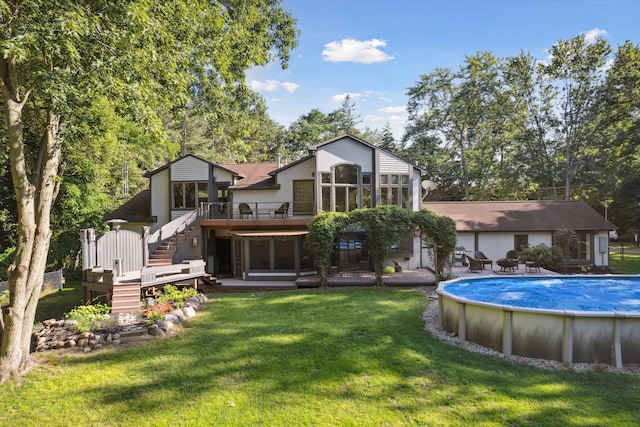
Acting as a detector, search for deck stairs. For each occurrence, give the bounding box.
[147,234,185,267]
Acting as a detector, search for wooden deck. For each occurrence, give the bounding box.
[82,260,212,313]
[209,268,438,292]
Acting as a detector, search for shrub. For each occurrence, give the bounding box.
[156,285,198,305]
[521,243,563,270]
[144,303,173,326]
[64,302,111,333]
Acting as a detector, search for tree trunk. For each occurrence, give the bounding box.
[0,71,61,382]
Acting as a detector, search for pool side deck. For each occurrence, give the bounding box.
[211,263,558,292]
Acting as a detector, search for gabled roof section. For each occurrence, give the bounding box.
[105,189,155,223]
[221,162,280,190]
[309,133,427,174]
[145,154,244,179]
[423,200,615,232]
[268,154,314,176]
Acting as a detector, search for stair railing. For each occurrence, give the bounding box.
[147,209,201,264]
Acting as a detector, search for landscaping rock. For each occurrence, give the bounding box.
[158,320,174,332]
[31,293,208,354]
[170,309,187,322]
[148,324,165,336]
[165,313,180,324]
[182,306,196,318]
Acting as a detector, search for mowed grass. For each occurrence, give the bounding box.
[1,288,639,426]
[609,244,640,274]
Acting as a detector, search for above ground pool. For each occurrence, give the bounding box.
[437,275,640,367]
[443,276,640,312]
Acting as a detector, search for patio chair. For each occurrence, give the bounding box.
[496,258,517,272]
[274,202,289,219]
[466,254,483,272]
[525,253,544,273]
[238,203,253,219]
[475,250,493,270]
[506,250,519,269]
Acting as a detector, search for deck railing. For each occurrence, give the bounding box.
[205,201,313,220]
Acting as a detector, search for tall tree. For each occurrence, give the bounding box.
[363,122,396,153]
[590,41,640,214]
[284,109,338,160]
[0,0,297,382]
[404,52,504,200]
[543,35,611,200]
[503,51,560,198]
[329,94,362,136]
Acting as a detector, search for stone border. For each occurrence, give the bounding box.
[32,295,209,353]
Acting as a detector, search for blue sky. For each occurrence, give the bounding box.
[248,0,640,141]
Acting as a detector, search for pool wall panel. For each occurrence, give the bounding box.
[465,304,504,352]
[512,312,563,361]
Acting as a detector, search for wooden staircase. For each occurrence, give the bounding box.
[147,234,186,267]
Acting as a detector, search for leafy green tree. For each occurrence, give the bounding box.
[543,35,611,200]
[552,226,580,273]
[0,0,297,382]
[363,123,396,153]
[587,42,640,211]
[503,51,561,199]
[329,94,362,136]
[284,109,338,160]
[405,52,504,200]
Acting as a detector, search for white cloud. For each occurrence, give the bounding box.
[322,38,394,64]
[331,92,363,103]
[249,79,300,93]
[378,106,406,114]
[583,28,607,44]
[365,114,386,123]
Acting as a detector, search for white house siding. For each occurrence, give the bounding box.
[456,231,551,263]
[150,169,169,233]
[378,152,410,175]
[171,156,209,181]
[213,167,234,183]
[277,158,315,215]
[316,137,374,172]
[411,169,422,211]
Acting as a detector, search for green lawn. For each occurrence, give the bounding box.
[1,288,639,426]
[609,243,640,274]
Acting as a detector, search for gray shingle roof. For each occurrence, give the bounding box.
[422,200,615,232]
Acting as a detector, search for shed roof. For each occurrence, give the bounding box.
[423,200,615,232]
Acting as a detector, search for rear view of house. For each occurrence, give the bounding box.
[104,134,428,281]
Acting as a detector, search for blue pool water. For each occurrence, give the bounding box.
[443,277,640,312]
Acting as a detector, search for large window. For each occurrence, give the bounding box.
[554,231,589,261]
[320,164,372,212]
[293,180,314,214]
[173,182,208,209]
[380,174,409,208]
